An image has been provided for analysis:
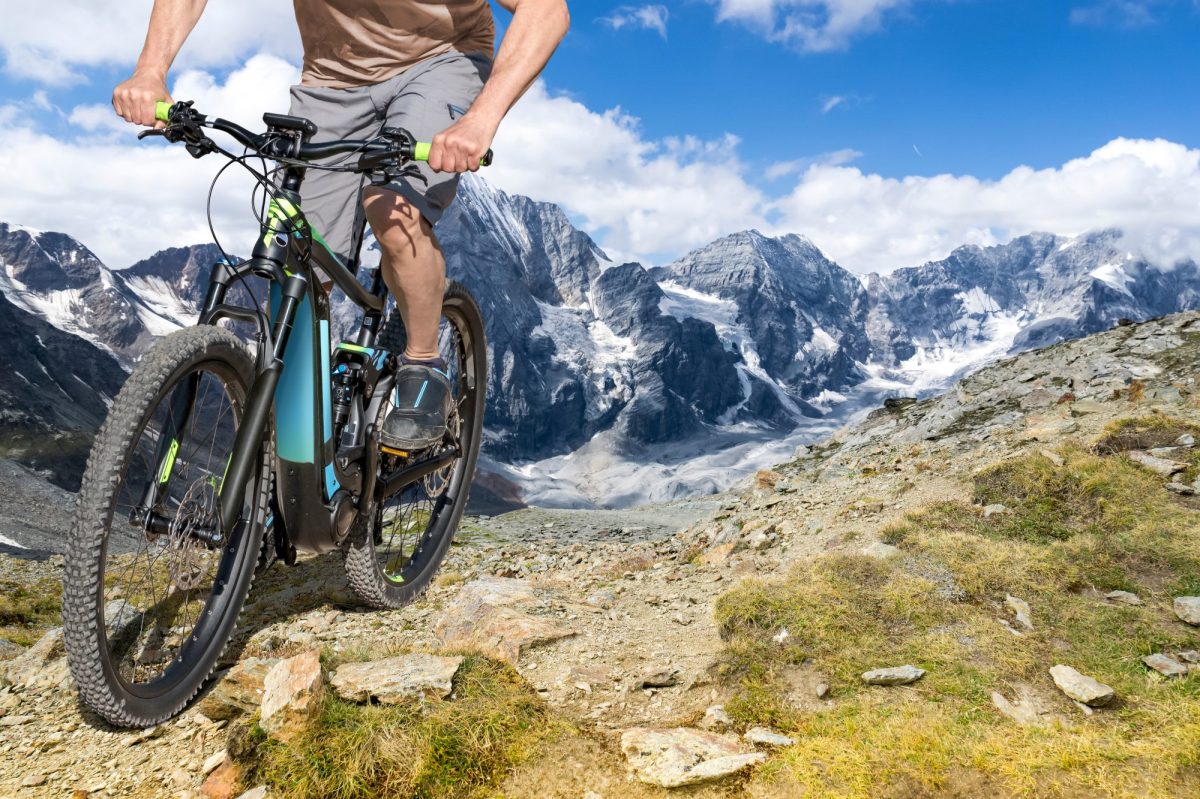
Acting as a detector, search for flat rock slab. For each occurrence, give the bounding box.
[1049,664,1114,707]
[435,578,575,664]
[456,577,538,607]
[1127,450,1187,476]
[260,649,324,743]
[990,684,1059,727]
[1105,590,1143,606]
[1142,653,1188,678]
[620,727,766,788]
[1174,597,1200,626]
[744,727,795,747]
[331,654,463,704]
[862,665,925,686]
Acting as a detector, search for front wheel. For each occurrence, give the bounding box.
[63,326,271,727]
[344,279,487,608]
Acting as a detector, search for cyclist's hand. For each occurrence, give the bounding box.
[113,72,171,128]
[429,114,495,173]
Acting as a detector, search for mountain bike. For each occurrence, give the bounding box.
[63,100,488,727]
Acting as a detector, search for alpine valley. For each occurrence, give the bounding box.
[2,175,1199,521]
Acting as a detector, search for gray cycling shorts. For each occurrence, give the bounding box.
[287,49,492,263]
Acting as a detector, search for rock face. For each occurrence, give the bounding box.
[197,658,278,721]
[0,291,126,491]
[619,727,766,788]
[1049,665,1114,707]
[1174,597,1200,626]
[330,654,463,704]
[432,577,575,664]
[862,665,925,686]
[7,196,1200,512]
[259,650,324,742]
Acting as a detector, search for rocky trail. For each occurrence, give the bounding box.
[2,311,1200,798]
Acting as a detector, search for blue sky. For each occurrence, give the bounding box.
[539,0,1200,181]
[1,0,1199,273]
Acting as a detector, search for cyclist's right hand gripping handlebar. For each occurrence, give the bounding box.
[154,101,493,167]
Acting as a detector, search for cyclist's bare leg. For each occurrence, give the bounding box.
[361,186,445,360]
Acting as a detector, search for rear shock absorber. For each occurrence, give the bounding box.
[332,363,356,427]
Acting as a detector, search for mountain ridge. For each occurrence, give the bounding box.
[3,176,1200,506]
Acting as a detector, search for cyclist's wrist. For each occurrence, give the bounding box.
[462,105,503,136]
[131,62,169,84]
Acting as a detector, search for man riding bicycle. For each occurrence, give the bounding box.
[113,0,570,450]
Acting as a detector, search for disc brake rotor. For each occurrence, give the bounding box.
[167,477,219,591]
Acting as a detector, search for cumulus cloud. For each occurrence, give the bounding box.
[0,55,1197,279]
[768,138,1200,272]
[0,55,298,266]
[0,0,299,85]
[601,4,670,38]
[712,0,920,51]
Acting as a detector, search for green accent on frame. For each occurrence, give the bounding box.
[156,438,180,485]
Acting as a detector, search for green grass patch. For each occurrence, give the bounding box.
[233,654,556,799]
[0,576,62,647]
[1094,415,1200,455]
[715,436,1200,798]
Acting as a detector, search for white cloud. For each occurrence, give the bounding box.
[821,95,847,113]
[713,0,919,51]
[488,83,765,261]
[602,4,670,38]
[765,148,861,180]
[1,56,1198,282]
[0,0,299,85]
[0,55,298,266]
[768,138,1200,272]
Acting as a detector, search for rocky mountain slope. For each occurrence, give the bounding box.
[2,311,1197,798]
[3,182,1200,509]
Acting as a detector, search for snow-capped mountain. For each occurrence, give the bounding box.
[3,178,1199,508]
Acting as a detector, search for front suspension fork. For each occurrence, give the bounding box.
[216,272,308,535]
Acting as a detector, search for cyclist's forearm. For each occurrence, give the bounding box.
[469,0,570,130]
[133,0,209,79]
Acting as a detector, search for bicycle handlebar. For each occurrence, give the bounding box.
[151,101,492,168]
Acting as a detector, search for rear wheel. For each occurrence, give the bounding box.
[63,326,271,727]
[344,280,487,608]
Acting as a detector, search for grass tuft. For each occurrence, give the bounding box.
[233,654,556,799]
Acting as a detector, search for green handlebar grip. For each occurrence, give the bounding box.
[154,101,172,123]
[411,142,493,167]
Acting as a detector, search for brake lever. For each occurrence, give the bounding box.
[137,129,165,140]
[368,162,429,188]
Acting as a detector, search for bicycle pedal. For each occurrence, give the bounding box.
[380,445,410,457]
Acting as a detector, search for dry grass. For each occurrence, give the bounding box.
[714,425,1200,798]
[232,653,556,799]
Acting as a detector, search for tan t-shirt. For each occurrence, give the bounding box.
[293,0,495,88]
